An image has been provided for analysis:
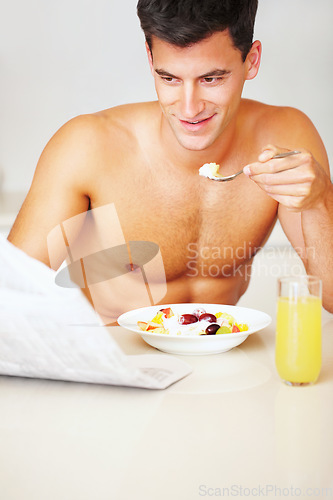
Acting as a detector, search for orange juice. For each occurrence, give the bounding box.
[276,295,321,384]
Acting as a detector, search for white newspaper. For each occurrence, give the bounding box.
[0,236,191,389]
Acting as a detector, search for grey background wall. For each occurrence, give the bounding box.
[0,0,332,192]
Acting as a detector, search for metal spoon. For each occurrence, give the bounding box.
[202,150,301,182]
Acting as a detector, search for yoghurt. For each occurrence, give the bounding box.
[199,162,224,180]
[163,314,213,336]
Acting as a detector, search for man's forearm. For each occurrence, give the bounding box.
[301,183,333,312]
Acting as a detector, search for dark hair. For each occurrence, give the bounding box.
[137,0,258,61]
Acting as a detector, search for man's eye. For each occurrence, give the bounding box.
[202,77,222,84]
[161,76,176,83]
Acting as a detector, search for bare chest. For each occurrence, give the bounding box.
[90,165,277,281]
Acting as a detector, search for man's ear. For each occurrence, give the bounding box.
[245,40,262,80]
[145,41,154,75]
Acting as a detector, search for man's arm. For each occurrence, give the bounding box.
[243,108,333,312]
[7,115,101,269]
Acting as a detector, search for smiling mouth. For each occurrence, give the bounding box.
[178,115,215,131]
[181,116,212,124]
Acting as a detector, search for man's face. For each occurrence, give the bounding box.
[147,31,259,152]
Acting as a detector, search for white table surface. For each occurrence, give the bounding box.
[0,316,332,500]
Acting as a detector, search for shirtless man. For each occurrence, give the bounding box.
[8,0,333,317]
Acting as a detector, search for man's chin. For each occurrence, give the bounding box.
[174,134,217,152]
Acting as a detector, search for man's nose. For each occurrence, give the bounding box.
[179,82,204,119]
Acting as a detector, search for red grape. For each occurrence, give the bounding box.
[205,323,220,335]
[199,313,217,323]
[178,314,198,325]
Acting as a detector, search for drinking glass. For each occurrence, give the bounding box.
[275,275,322,386]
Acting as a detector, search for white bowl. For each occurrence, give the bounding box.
[118,303,271,355]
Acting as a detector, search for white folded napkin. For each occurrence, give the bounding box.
[0,236,191,389]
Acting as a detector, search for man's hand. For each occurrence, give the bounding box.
[243,144,331,212]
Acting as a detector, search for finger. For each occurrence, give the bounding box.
[244,151,308,176]
[258,145,280,162]
[258,144,287,162]
[256,182,312,197]
[249,165,315,185]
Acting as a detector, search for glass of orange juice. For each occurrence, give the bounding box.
[276,275,322,386]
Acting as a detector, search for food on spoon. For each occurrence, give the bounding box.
[199,162,224,179]
[137,307,249,336]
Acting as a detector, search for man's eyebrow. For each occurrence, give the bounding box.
[155,69,178,78]
[198,69,231,78]
[154,68,231,78]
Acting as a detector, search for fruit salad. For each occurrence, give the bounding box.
[137,307,249,336]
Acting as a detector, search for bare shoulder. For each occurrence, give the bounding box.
[241,99,329,172]
[7,103,158,265]
[38,101,158,189]
[241,98,318,133]
[95,101,159,144]
[35,113,111,191]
